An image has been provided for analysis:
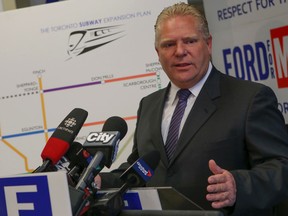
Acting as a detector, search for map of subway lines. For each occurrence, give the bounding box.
[0,70,164,176]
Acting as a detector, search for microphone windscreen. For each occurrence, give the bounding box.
[102,116,128,140]
[120,150,160,187]
[127,149,139,165]
[141,150,160,171]
[40,108,88,165]
[41,137,70,165]
[52,108,88,143]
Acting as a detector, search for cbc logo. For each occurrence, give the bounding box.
[64,117,77,128]
[0,176,52,216]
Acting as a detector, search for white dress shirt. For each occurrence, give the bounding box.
[162,62,212,144]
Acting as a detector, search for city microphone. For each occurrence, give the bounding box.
[89,150,160,216]
[75,151,104,191]
[75,116,128,191]
[83,116,128,168]
[33,108,88,173]
[71,117,128,215]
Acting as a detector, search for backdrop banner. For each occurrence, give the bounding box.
[0,0,184,176]
[203,0,288,123]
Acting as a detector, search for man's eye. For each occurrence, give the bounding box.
[162,43,174,48]
[185,39,197,44]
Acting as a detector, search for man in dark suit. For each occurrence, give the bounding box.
[98,2,288,215]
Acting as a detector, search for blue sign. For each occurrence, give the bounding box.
[0,175,52,216]
[123,192,142,210]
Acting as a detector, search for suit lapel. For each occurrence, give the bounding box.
[149,87,171,166]
[169,68,221,165]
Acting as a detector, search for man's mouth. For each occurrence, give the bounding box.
[174,63,192,67]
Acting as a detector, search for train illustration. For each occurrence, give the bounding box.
[67,25,125,58]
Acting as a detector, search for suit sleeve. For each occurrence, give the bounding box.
[231,85,288,211]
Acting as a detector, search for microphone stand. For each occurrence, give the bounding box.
[32,160,55,173]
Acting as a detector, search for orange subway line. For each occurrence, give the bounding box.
[2,139,33,172]
[123,116,137,121]
[38,77,49,142]
[84,120,106,127]
[105,72,156,83]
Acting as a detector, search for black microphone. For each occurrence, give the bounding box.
[89,150,160,216]
[83,116,128,168]
[33,108,88,173]
[127,148,139,165]
[75,116,128,191]
[54,141,93,186]
[70,151,106,216]
[119,150,160,193]
[66,142,93,181]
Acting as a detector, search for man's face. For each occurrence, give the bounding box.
[155,15,212,89]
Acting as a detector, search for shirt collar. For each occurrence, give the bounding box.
[169,62,212,104]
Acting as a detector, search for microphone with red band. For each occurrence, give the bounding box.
[33,108,88,173]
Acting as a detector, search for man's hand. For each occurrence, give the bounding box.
[206,159,237,209]
[94,175,102,189]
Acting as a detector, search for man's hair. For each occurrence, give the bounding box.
[154,2,210,46]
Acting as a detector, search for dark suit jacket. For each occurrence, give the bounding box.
[133,66,288,215]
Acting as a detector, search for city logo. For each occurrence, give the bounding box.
[86,132,116,144]
[67,25,125,58]
[0,175,52,216]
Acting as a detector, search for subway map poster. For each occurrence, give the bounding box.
[0,0,183,175]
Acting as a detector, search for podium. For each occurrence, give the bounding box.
[0,172,224,216]
[94,187,224,216]
[120,210,224,216]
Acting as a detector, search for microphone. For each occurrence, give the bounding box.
[75,116,128,191]
[127,148,139,165]
[75,151,105,191]
[83,116,128,168]
[89,150,160,216]
[66,142,93,179]
[54,141,93,185]
[70,151,105,216]
[33,108,88,173]
[119,150,160,192]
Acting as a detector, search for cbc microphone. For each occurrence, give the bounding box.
[75,116,128,191]
[33,108,88,173]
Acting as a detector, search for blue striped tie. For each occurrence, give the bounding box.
[165,89,191,162]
